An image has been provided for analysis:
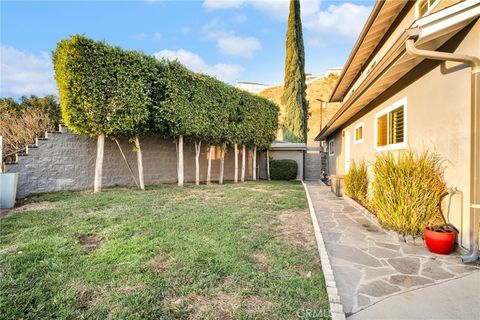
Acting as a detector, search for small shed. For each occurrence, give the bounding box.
[258,141,306,180]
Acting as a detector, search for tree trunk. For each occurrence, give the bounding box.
[207,146,213,185]
[219,144,226,185]
[134,136,145,190]
[241,145,246,182]
[94,133,105,193]
[267,149,271,181]
[234,143,238,183]
[252,146,257,181]
[178,135,184,187]
[195,140,202,185]
[115,139,139,188]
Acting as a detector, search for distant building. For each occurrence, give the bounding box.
[236,82,271,94]
[325,67,343,77]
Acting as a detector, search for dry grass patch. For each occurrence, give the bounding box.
[244,296,274,314]
[116,284,146,294]
[1,201,58,218]
[76,288,98,309]
[253,252,270,272]
[76,234,103,254]
[149,253,172,274]
[277,210,316,252]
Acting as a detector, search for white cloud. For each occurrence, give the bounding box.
[203,0,244,10]
[304,3,372,43]
[133,32,148,40]
[0,46,56,97]
[233,14,248,24]
[153,32,162,41]
[202,0,371,44]
[217,35,261,58]
[202,19,261,58]
[154,49,243,82]
[180,26,191,34]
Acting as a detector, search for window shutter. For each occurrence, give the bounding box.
[389,106,404,144]
[377,114,388,147]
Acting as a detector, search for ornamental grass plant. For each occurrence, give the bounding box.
[372,150,446,236]
[344,160,369,207]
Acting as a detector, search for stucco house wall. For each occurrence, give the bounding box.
[326,19,479,249]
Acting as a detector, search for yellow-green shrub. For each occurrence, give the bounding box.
[372,150,446,236]
[344,160,369,206]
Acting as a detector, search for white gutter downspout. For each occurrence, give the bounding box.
[406,28,480,263]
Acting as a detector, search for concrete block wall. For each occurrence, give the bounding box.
[6,127,254,198]
[305,152,322,181]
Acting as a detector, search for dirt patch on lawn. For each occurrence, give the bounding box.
[76,288,98,309]
[186,291,239,320]
[0,201,57,218]
[149,253,172,274]
[244,296,273,314]
[253,253,270,272]
[188,292,274,319]
[278,210,316,252]
[116,284,145,294]
[236,187,284,197]
[76,234,103,254]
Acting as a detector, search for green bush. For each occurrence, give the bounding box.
[270,159,298,180]
[372,150,446,236]
[344,160,369,206]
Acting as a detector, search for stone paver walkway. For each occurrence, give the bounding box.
[304,181,480,317]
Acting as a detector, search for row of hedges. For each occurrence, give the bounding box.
[344,151,446,236]
[53,35,279,191]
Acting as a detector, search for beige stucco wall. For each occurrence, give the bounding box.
[327,19,479,248]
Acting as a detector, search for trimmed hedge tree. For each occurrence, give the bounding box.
[54,35,162,191]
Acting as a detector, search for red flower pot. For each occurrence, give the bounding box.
[424,226,455,255]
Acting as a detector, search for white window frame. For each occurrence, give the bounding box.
[374,97,407,152]
[353,122,365,144]
[328,139,335,157]
[415,0,441,19]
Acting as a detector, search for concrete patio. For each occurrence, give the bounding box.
[304,181,480,319]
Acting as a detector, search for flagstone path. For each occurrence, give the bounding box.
[304,181,480,317]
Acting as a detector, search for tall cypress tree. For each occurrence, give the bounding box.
[281,0,308,143]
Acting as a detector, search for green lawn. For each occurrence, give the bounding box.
[0,181,329,319]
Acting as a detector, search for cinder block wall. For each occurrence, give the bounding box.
[6,128,254,198]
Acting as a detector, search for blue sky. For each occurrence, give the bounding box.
[1,0,374,98]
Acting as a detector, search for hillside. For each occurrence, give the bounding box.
[258,74,342,144]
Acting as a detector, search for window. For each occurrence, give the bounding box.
[416,0,440,19]
[374,98,407,151]
[354,122,364,144]
[328,139,335,156]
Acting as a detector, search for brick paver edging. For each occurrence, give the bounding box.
[302,181,346,320]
